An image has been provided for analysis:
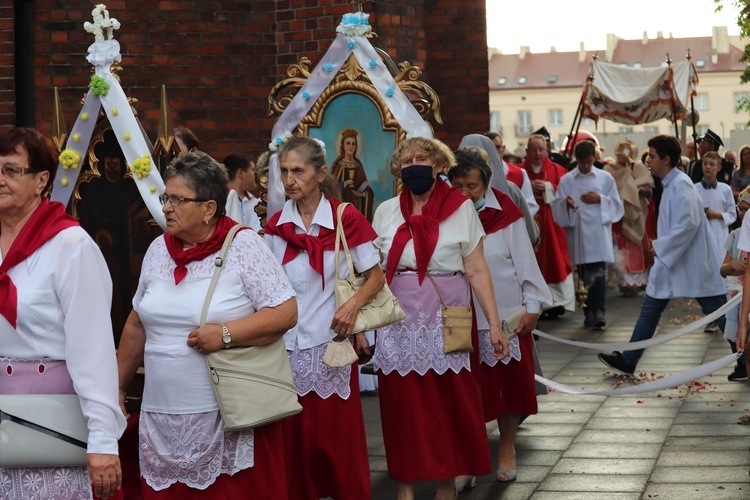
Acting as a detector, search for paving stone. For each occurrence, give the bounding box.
[563,442,662,459]
[649,465,749,483]
[656,449,750,467]
[515,449,564,466]
[668,423,750,437]
[642,483,750,500]
[663,436,750,450]
[516,423,583,437]
[551,458,655,475]
[574,429,668,444]
[538,473,648,492]
[593,406,679,419]
[523,411,591,424]
[514,435,576,451]
[531,492,640,500]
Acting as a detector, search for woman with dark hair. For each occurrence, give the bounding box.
[117,151,297,498]
[330,129,375,221]
[731,145,750,199]
[264,136,384,499]
[448,146,551,488]
[372,136,510,499]
[0,127,125,499]
[173,127,199,155]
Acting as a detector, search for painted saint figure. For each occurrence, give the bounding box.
[331,129,375,221]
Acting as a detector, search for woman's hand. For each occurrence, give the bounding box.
[730,259,747,276]
[490,324,510,360]
[516,312,540,336]
[87,454,121,499]
[330,297,360,336]
[187,324,223,353]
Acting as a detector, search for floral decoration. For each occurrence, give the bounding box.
[268,130,293,152]
[369,59,377,68]
[324,63,334,72]
[124,133,131,140]
[72,133,80,143]
[59,149,80,170]
[111,108,118,116]
[336,12,372,37]
[302,92,310,100]
[131,154,152,179]
[89,75,110,96]
[60,177,69,187]
[81,113,89,121]
[348,41,356,50]
[84,4,121,43]
[386,87,395,97]
[150,185,157,193]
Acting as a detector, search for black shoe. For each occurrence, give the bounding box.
[598,351,635,375]
[593,311,606,330]
[584,311,594,328]
[704,322,721,333]
[728,362,747,382]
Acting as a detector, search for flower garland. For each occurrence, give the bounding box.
[131,154,151,179]
[83,4,121,43]
[269,130,293,152]
[59,149,80,170]
[336,12,372,37]
[89,75,110,96]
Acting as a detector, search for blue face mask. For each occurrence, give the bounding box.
[473,197,486,211]
[401,165,435,195]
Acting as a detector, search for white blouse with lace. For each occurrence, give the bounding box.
[133,229,295,489]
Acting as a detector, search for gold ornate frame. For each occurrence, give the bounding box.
[262,48,442,228]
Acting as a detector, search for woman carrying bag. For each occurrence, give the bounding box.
[117,152,297,499]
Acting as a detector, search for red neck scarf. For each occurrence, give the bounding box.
[386,180,468,284]
[479,187,525,235]
[164,216,244,285]
[0,199,79,328]
[264,196,377,289]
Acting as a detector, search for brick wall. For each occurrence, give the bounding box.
[0,3,14,125]
[8,0,489,158]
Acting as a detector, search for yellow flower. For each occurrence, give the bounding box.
[124,133,131,141]
[81,113,88,121]
[59,149,80,170]
[111,108,118,116]
[61,177,69,186]
[150,185,156,193]
[131,153,151,180]
[72,133,80,142]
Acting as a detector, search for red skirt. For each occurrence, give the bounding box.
[140,420,287,500]
[378,368,492,482]
[480,333,538,422]
[281,367,370,500]
[118,411,142,500]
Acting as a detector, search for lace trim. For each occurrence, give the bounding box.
[139,411,254,491]
[0,358,59,377]
[478,329,522,367]
[373,305,471,376]
[0,467,92,500]
[288,344,351,400]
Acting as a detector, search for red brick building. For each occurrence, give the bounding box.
[1,0,490,156]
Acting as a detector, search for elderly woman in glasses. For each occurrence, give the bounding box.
[117,151,297,499]
[0,127,125,499]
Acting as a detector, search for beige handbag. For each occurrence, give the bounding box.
[203,224,302,431]
[501,306,527,339]
[426,273,474,354]
[334,202,405,334]
[322,336,359,368]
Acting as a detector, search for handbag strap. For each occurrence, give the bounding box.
[333,202,357,281]
[406,226,447,308]
[200,224,246,326]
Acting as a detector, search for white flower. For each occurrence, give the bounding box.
[269,142,278,152]
[283,130,293,139]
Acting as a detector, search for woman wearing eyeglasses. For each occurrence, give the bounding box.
[117,151,298,499]
[0,127,126,499]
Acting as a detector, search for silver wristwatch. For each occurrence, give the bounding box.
[221,324,232,349]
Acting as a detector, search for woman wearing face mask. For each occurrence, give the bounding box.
[448,146,552,488]
[371,137,510,500]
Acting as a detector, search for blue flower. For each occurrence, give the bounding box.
[386,87,395,97]
[369,59,377,68]
[302,92,310,100]
[276,137,283,145]
[324,63,333,72]
[348,41,356,50]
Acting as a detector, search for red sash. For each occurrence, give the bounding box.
[0,199,79,328]
[164,216,246,285]
[386,180,468,284]
[264,196,377,289]
[479,188,524,235]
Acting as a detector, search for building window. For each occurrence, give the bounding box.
[490,111,501,133]
[581,118,595,125]
[517,111,531,136]
[518,76,527,85]
[697,124,709,135]
[694,93,709,111]
[644,126,658,134]
[497,77,507,86]
[736,123,747,131]
[619,126,633,134]
[633,62,643,68]
[549,109,563,126]
[696,59,706,68]
[734,92,750,112]
[619,62,628,67]
[547,74,558,84]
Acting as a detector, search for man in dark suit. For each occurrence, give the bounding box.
[686,129,734,185]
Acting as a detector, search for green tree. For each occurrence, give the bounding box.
[719,1,750,115]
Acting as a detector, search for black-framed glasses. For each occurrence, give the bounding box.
[158,193,207,207]
[0,164,37,180]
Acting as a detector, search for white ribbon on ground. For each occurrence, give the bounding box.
[536,352,740,395]
[533,291,742,352]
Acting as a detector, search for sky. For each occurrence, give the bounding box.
[487,0,742,54]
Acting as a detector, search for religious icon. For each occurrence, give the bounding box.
[331,128,375,221]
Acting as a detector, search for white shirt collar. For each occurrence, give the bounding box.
[277,196,334,233]
[483,186,503,211]
[573,167,597,178]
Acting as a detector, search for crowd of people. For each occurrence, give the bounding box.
[2,121,750,500]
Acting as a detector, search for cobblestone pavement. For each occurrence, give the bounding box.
[365,288,750,499]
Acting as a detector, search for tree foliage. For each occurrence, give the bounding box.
[717,1,750,115]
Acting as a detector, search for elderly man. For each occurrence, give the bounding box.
[485,131,539,216]
[687,129,734,184]
[521,134,574,318]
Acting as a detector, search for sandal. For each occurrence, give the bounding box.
[737,415,750,425]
